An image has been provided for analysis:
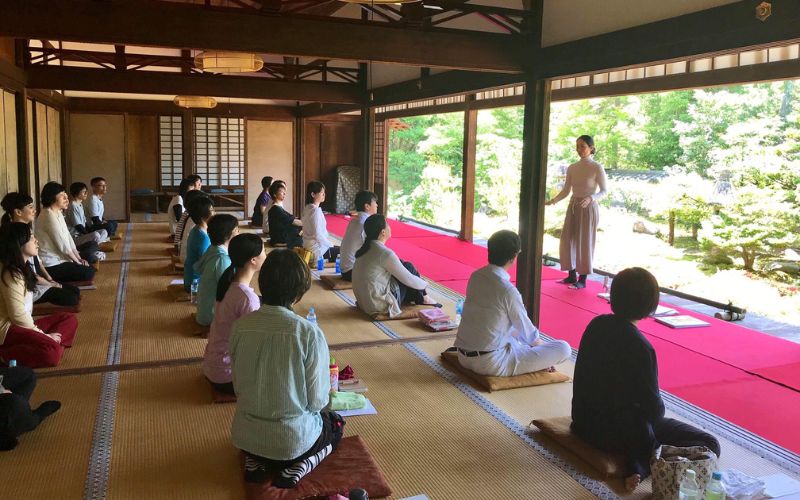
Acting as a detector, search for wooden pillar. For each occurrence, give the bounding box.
[293,115,304,215]
[181,108,194,179]
[516,78,551,325]
[460,96,477,242]
[360,106,374,190]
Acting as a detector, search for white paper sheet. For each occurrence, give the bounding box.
[336,397,377,417]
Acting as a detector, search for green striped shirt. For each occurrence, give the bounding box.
[230,304,331,460]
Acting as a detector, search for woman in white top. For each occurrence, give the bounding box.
[301,181,339,262]
[352,214,439,318]
[34,183,96,284]
[545,135,608,289]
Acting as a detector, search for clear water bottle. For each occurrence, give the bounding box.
[8,360,16,368]
[705,471,726,500]
[306,307,317,325]
[335,255,341,274]
[317,257,324,271]
[679,469,700,500]
[190,278,199,304]
[455,299,464,325]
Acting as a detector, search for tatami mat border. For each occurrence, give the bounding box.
[328,288,618,499]
[426,274,800,474]
[84,224,133,500]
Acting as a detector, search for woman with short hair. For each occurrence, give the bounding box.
[230,249,344,487]
[571,267,720,492]
[34,183,97,283]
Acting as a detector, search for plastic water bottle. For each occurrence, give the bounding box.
[8,360,16,368]
[335,255,341,274]
[329,356,339,393]
[190,278,199,304]
[306,307,317,325]
[317,257,324,271]
[705,471,726,500]
[455,299,464,325]
[679,469,701,500]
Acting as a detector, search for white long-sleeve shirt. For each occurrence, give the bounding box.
[34,208,78,268]
[300,203,333,261]
[339,212,369,274]
[352,240,427,318]
[454,264,541,352]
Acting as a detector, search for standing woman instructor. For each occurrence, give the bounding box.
[545,135,608,289]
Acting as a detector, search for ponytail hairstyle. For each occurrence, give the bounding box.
[177,177,193,198]
[354,214,387,259]
[305,181,325,205]
[216,233,264,302]
[577,134,596,155]
[1,193,34,226]
[0,222,38,292]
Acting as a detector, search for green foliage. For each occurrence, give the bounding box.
[636,91,693,168]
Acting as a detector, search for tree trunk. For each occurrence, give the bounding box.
[668,211,675,246]
[692,224,698,240]
[741,247,755,271]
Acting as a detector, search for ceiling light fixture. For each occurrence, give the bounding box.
[194,51,264,73]
[173,95,217,109]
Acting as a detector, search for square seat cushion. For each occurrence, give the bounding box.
[320,274,353,290]
[440,350,570,392]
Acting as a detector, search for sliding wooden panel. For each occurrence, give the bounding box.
[26,99,35,203]
[69,113,126,220]
[247,120,293,213]
[3,90,18,192]
[0,91,7,197]
[126,115,159,191]
[46,106,61,183]
[35,102,49,186]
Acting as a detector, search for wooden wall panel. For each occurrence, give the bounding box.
[3,90,18,193]
[247,120,293,213]
[26,100,35,204]
[126,115,159,191]
[35,102,49,187]
[0,91,7,197]
[0,38,14,63]
[319,122,357,213]
[47,106,61,183]
[69,113,126,220]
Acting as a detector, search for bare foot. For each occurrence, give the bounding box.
[624,474,641,493]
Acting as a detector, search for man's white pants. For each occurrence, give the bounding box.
[458,337,571,377]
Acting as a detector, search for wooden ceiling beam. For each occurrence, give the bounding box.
[369,70,523,107]
[27,65,364,104]
[0,0,525,73]
[537,0,800,79]
[67,97,296,119]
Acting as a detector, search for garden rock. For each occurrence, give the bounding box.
[633,220,660,235]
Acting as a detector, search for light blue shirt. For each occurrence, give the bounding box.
[194,245,230,326]
[230,305,331,460]
[184,226,210,291]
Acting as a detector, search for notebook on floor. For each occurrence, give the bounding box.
[655,315,710,329]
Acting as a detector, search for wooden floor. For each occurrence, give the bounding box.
[0,222,797,499]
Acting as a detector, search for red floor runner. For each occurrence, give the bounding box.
[326,215,800,453]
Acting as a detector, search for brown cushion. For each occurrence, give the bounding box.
[529,416,627,479]
[99,241,118,253]
[320,274,352,290]
[372,304,435,321]
[167,283,190,302]
[440,350,570,392]
[211,387,236,404]
[244,435,392,500]
[110,233,123,241]
[63,280,94,288]
[32,302,81,316]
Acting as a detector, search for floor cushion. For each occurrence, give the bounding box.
[320,274,352,290]
[440,350,570,392]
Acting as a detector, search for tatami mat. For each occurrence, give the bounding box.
[106,364,243,500]
[0,374,102,498]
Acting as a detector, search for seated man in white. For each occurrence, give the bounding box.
[454,230,571,377]
[338,190,377,281]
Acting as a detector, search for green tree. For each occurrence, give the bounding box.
[636,91,693,169]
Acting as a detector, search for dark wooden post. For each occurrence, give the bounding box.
[460,95,477,242]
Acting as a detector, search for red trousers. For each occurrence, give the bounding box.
[0,313,78,368]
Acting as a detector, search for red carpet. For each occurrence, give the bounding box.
[326,215,800,453]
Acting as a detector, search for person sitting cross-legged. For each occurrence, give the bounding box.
[86,177,118,237]
[66,182,108,262]
[301,181,339,264]
[194,214,239,327]
[202,233,265,395]
[338,190,378,282]
[571,267,720,493]
[266,182,302,248]
[453,230,571,377]
[231,249,345,487]
[0,365,62,451]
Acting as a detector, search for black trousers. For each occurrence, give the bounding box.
[577,415,720,477]
[35,284,81,307]
[247,410,345,468]
[340,269,352,281]
[91,220,118,236]
[322,246,340,263]
[391,261,427,306]
[209,379,235,396]
[77,241,100,264]
[0,366,41,451]
[45,262,96,283]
